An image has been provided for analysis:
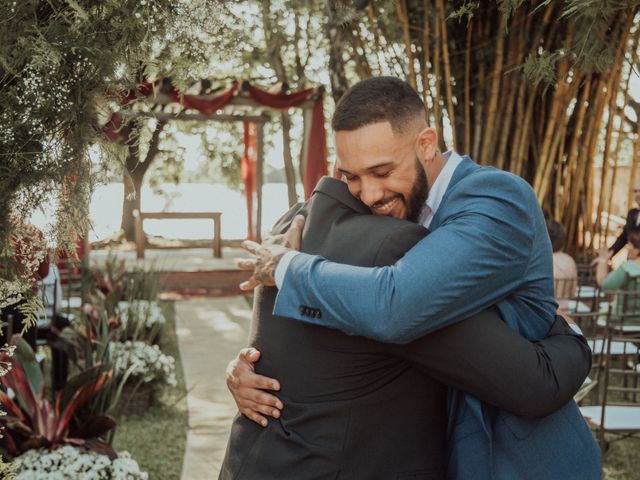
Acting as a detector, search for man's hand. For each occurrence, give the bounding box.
[225,348,283,427]
[237,214,305,291]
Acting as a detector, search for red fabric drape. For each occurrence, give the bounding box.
[182,82,239,114]
[102,112,122,141]
[304,98,328,198]
[242,122,258,240]
[246,85,327,199]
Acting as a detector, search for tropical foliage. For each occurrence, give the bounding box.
[0,337,115,457]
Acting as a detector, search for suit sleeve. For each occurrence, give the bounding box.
[609,209,633,256]
[274,173,537,343]
[388,309,591,417]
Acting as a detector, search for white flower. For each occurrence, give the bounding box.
[110,340,176,386]
[118,300,166,329]
[13,446,148,479]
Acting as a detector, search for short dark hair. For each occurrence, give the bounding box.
[546,219,567,252]
[331,77,426,135]
[629,226,640,249]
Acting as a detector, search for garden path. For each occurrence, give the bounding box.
[175,296,252,479]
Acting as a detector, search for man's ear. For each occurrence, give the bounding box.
[416,127,438,164]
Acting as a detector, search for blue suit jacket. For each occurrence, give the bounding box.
[273,157,600,479]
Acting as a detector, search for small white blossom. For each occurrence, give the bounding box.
[13,446,148,479]
[110,340,177,387]
[118,300,166,329]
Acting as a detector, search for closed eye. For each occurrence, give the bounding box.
[372,171,391,178]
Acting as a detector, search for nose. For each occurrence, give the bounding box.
[359,179,384,207]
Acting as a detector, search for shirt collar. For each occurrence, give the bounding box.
[419,150,462,227]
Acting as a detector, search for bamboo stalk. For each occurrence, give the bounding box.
[464,21,472,154]
[592,22,630,246]
[536,78,580,202]
[432,3,445,149]
[396,0,417,89]
[561,75,590,215]
[366,3,385,73]
[628,134,640,210]
[435,0,457,149]
[478,13,506,164]
[606,28,640,232]
[422,1,433,122]
[496,8,526,170]
[605,55,636,236]
[533,49,571,197]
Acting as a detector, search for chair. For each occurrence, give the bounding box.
[35,266,71,391]
[57,257,86,319]
[556,275,606,315]
[602,281,640,335]
[570,310,608,403]
[579,329,640,453]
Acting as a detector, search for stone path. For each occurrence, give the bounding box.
[175,296,252,479]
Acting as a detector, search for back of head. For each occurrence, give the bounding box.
[546,219,566,253]
[332,77,426,135]
[629,226,640,250]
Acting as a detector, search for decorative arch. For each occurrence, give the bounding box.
[103,78,327,240]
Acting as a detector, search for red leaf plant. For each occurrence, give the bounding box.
[0,336,117,459]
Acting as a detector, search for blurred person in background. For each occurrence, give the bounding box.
[547,219,578,305]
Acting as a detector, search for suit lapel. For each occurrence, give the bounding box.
[429,156,479,230]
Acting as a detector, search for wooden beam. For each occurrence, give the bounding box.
[136,211,223,258]
[140,212,221,220]
[130,111,269,123]
[139,91,317,110]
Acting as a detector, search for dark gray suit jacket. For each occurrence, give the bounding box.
[610,207,639,256]
[219,177,590,480]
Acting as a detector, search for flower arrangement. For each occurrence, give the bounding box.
[12,445,148,480]
[118,301,166,329]
[110,340,176,387]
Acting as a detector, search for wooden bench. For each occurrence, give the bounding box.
[134,211,222,259]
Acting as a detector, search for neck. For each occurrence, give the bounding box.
[426,151,448,189]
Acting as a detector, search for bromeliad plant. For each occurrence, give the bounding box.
[0,336,116,458]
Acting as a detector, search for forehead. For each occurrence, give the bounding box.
[334,122,413,172]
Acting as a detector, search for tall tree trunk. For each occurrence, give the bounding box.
[121,170,144,242]
[262,0,297,206]
[325,0,351,103]
[119,118,166,241]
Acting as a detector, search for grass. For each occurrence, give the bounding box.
[112,301,188,480]
[604,436,640,480]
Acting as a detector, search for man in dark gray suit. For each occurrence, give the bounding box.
[219,177,590,479]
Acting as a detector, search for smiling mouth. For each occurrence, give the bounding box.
[372,196,401,215]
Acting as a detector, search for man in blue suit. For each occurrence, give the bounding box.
[233,77,601,478]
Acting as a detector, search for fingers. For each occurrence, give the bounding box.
[240,347,261,363]
[236,258,256,270]
[242,240,262,254]
[240,408,269,427]
[239,278,260,291]
[285,215,305,251]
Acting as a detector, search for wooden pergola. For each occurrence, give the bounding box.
[105,79,327,244]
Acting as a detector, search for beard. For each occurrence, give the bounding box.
[404,158,429,223]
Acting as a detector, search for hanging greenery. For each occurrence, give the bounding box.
[0,0,227,306]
